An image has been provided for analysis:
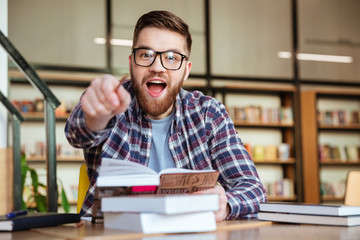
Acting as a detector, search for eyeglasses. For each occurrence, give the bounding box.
[132,48,188,70]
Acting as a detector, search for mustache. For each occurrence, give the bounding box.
[142,73,168,83]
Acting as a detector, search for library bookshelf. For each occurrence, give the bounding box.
[301,88,360,204]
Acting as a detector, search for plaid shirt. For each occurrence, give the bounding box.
[65,81,267,219]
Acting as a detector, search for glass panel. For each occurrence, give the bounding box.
[111,0,205,75]
[298,0,360,83]
[210,0,293,79]
[8,0,106,69]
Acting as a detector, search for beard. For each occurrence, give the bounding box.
[131,69,185,117]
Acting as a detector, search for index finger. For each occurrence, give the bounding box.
[102,74,127,107]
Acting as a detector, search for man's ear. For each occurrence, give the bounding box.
[183,61,192,82]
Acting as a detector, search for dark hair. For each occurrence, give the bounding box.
[133,10,192,55]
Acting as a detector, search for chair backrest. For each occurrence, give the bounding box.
[344,171,360,206]
[77,164,90,213]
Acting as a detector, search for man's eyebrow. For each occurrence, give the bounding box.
[135,45,183,54]
[135,45,151,49]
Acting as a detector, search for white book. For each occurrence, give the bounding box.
[101,194,219,214]
[260,202,360,216]
[104,211,216,234]
[97,158,218,187]
[258,212,360,227]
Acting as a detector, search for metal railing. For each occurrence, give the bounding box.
[0,30,60,212]
[0,91,24,210]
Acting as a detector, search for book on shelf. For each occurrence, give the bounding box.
[264,145,277,161]
[318,109,360,126]
[346,145,359,162]
[319,144,360,163]
[0,212,80,231]
[92,158,219,223]
[258,212,360,227]
[252,144,290,162]
[320,180,346,198]
[259,202,360,216]
[278,143,290,160]
[253,145,265,161]
[104,211,216,234]
[230,106,293,124]
[101,194,219,214]
[265,179,294,199]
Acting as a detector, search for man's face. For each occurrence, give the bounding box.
[129,27,192,119]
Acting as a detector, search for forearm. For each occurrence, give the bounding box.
[214,143,267,219]
[208,102,267,219]
[225,179,267,219]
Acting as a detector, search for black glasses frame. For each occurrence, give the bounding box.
[132,48,189,70]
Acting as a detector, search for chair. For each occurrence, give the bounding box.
[77,164,90,213]
[344,171,360,206]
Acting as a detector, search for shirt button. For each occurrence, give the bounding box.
[144,135,148,138]
[177,132,181,136]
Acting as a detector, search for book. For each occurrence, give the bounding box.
[259,202,360,216]
[0,212,80,231]
[97,158,219,188]
[104,211,216,233]
[264,145,277,161]
[278,143,290,160]
[253,145,265,161]
[101,194,219,214]
[92,158,219,223]
[258,212,360,227]
[346,145,359,162]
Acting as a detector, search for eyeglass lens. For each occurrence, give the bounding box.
[134,49,185,70]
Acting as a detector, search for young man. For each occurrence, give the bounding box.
[65,10,267,221]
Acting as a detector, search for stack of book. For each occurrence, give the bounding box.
[258,202,360,227]
[95,158,220,233]
[101,194,219,233]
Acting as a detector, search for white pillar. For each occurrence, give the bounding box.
[0,0,8,148]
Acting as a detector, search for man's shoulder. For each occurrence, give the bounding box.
[179,88,219,108]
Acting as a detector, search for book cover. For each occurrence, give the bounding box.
[0,212,80,231]
[258,212,360,227]
[101,194,219,214]
[259,202,360,216]
[104,211,216,233]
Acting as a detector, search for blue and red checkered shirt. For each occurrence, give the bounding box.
[64,81,267,219]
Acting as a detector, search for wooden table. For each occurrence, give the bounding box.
[1,220,360,240]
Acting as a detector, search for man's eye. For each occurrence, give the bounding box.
[165,53,177,61]
[142,52,152,58]
[139,50,154,58]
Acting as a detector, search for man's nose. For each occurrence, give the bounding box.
[149,54,166,72]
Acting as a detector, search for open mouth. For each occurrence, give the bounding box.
[146,79,167,97]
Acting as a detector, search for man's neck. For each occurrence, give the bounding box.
[147,104,175,120]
